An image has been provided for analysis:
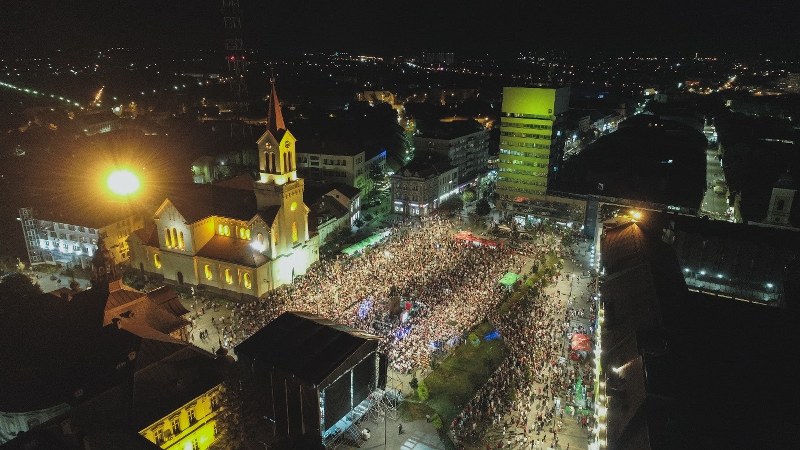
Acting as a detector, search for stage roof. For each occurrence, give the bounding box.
[234,312,381,387]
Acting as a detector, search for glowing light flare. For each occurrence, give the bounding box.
[107,169,140,195]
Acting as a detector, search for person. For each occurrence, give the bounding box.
[398,423,404,434]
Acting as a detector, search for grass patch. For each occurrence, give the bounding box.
[398,400,437,422]
[423,321,507,424]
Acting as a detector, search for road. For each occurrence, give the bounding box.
[700,147,731,220]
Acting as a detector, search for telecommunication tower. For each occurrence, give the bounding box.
[222,0,247,98]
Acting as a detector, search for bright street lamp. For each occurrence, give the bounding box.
[107,169,140,196]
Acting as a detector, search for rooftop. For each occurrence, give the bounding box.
[235,311,380,387]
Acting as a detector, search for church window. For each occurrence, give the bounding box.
[164,229,171,247]
[223,225,230,236]
[257,232,265,245]
[171,228,177,248]
[292,221,298,243]
[245,228,251,239]
[204,264,212,280]
[224,268,233,285]
[243,273,252,289]
[238,227,246,239]
[153,254,161,269]
[178,231,185,249]
[217,223,224,235]
[290,201,297,211]
[269,153,276,172]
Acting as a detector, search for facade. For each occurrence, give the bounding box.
[129,81,319,299]
[308,183,362,245]
[496,86,570,204]
[138,378,222,450]
[413,121,489,184]
[390,153,459,216]
[19,207,145,267]
[295,139,386,198]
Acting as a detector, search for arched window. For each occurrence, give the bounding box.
[224,268,233,285]
[164,229,171,248]
[257,232,264,245]
[223,225,230,236]
[171,228,177,248]
[153,253,161,269]
[292,221,298,243]
[178,231,185,249]
[243,273,252,289]
[269,153,276,172]
[238,227,246,239]
[245,229,251,240]
[217,223,224,235]
[204,264,212,280]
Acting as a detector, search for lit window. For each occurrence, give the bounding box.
[245,229,251,240]
[257,232,264,245]
[178,231,185,249]
[171,228,177,248]
[217,223,224,235]
[164,229,171,247]
[223,225,230,236]
[204,264,212,280]
[224,268,233,285]
[243,273,252,289]
[292,222,298,243]
[153,254,161,269]
[239,227,246,239]
[290,201,297,211]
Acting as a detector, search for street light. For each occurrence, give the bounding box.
[629,210,642,221]
[107,169,140,196]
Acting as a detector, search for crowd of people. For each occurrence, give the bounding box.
[451,235,598,449]
[218,216,521,373]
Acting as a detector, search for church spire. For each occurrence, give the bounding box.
[267,77,286,136]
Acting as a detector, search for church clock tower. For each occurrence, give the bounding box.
[253,79,310,256]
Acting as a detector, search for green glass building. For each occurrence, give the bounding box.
[497,86,570,205]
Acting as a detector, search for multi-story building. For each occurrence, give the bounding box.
[18,206,146,267]
[496,86,570,206]
[390,152,459,216]
[128,81,319,299]
[295,139,386,198]
[413,121,489,184]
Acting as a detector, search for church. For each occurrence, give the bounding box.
[128,81,319,299]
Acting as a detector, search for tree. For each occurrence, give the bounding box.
[462,189,477,203]
[0,272,42,301]
[475,198,491,216]
[417,380,430,401]
[212,361,273,450]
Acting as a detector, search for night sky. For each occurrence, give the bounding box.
[1,0,798,56]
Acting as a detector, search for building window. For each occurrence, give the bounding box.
[223,225,230,236]
[171,415,180,434]
[204,264,213,280]
[291,222,298,243]
[188,407,197,425]
[257,232,265,245]
[178,231,185,249]
[243,272,252,289]
[224,268,233,285]
[153,428,164,444]
[164,229,171,247]
[171,228,178,248]
[153,254,161,269]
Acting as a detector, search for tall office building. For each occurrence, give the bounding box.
[496,86,570,206]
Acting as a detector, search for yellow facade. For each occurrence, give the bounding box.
[140,384,222,450]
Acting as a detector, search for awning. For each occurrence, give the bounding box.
[499,272,520,287]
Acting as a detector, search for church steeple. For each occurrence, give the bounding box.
[267,77,286,136]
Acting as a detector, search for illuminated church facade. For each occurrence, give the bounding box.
[129,81,319,298]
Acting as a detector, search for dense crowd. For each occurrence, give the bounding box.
[219,216,519,373]
[451,236,598,449]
